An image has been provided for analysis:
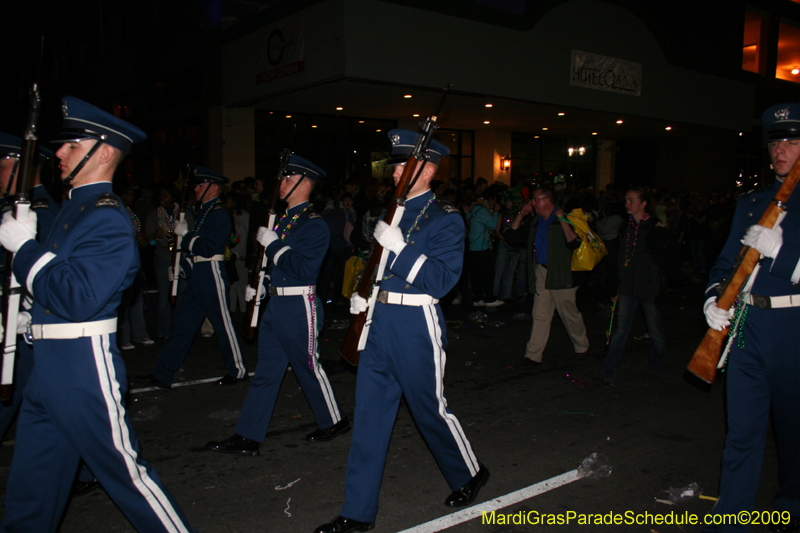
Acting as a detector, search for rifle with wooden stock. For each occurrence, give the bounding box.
[340,86,450,366]
[1,84,40,400]
[686,158,800,383]
[169,165,190,306]
[242,148,292,340]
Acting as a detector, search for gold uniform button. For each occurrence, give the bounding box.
[52,243,57,249]
[63,223,68,230]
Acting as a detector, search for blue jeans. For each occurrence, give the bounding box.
[602,295,667,384]
[493,244,523,300]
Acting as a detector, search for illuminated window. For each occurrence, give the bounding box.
[777,21,800,82]
[743,10,767,75]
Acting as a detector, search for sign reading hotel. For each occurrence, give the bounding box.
[255,20,305,85]
[571,50,641,96]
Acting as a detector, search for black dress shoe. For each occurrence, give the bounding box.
[305,418,350,443]
[134,374,171,389]
[771,518,800,533]
[445,466,490,507]
[313,515,374,533]
[216,374,249,386]
[205,435,260,456]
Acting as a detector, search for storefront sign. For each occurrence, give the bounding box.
[256,21,305,85]
[571,50,641,96]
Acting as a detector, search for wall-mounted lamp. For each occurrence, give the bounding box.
[501,154,512,171]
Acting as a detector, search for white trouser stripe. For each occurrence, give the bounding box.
[26,252,56,295]
[211,262,245,377]
[92,335,189,533]
[303,292,341,424]
[424,305,480,476]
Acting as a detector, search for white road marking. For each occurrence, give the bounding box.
[398,469,583,533]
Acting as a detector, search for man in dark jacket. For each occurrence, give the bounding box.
[505,187,589,365]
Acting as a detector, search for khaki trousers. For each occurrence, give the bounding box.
[525,263,590,362]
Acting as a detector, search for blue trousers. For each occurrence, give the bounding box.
[153,255,187,338]
[0,341,34,441]
[1,334,195,532]
[703,306,800,532]
[340,303,480,523]
[235,289,343,442]
[155,261,246,384]
[602,295,667,385]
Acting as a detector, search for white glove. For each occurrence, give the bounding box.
[704,297,733,331]
[742,224,782,259]
[0,210,37,253]
[257,227,278,247]
[167,265,184,282]
[245,284,267,302]
[350,293,368,315]
[16,311,31,335]
[174,219,189,237]
[374,221,406,255]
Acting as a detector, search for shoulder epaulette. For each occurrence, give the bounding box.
[95,193,120,208]
[436,199,459,214]
[211,202,226,211]
[308,211,321,219]
[31,198,50,210]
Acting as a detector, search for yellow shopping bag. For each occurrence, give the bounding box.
[566,209,607,271]
[342,254,366,298]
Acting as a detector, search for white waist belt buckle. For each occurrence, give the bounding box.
[377,291,438,306]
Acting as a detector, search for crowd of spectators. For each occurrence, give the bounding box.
[115,172,744,359]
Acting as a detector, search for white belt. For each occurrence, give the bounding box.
[29,318,117,340]
[377,291,438,306]
[744,293,800,309]
[270,286,313,296]
[192,254,225,263]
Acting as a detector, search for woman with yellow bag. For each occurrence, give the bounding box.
[599,186,670,386]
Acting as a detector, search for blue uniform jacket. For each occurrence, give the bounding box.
[181,198,229,274]
[379,191,464,298]
[707,180,800,298]
[265,201,329,288]
[12,182,138,326]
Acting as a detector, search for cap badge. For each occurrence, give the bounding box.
[62,101,68,117]
[391,134,400,146]
[775,107,791,121]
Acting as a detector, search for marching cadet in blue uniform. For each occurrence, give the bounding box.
[206,155,348,456]
[315,130,488,533]
[0,97,196,532]
[702,103,800,533]
[0,132,59,441]
[141,166,248,388]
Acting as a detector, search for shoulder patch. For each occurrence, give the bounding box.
[31,198,50,210]
[211,202,226,211]
[95,193,120,208]
[308,211,321,219]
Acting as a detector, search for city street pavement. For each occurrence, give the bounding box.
[0,280,784,532]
